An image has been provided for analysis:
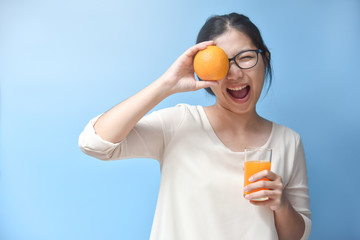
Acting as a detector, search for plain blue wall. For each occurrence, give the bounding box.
[1,0,359,239]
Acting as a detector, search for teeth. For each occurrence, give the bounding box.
[228,85,248,91]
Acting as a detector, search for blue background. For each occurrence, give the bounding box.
[1,0,359,239]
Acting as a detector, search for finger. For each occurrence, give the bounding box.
[245,190,269,201]
[244,180,272,193]
[194,80,219,90]
[184,40,215,58]
[244,181,283,195]
[245,189,279,201]
[248,197,278,208]
[249,170,279,182]
[249,199,269,206]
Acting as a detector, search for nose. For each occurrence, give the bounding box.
[227,61,244,79]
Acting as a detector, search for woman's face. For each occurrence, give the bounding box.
[211,28,266,115]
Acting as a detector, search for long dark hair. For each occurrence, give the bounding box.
[196,13,272,95]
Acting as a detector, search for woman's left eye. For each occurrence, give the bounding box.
[240,55,254,60]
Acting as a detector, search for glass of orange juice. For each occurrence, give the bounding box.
[244,148,272,201]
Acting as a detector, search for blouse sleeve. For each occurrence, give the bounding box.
[286,136,312,240]
[78,104,186,162]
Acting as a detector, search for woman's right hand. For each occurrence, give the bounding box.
[158,40,219,95]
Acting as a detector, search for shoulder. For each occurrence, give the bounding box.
[273,123,300,137]
[271,122,301,146]
[270,123,306,176]
[149,103,202,120]
[144,104,203,128]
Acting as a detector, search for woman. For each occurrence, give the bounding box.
[79,13,311,240]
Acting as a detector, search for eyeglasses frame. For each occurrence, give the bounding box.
[228,49,263,70]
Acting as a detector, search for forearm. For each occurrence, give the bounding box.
[274,198,305,240]
[94,77,171,143]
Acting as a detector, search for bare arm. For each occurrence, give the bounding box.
[273,199,305,240]
[93,41,219,143]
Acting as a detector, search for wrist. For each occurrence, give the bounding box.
[151,76,175,99]
[274,196,290,213]
[154,75,178,97]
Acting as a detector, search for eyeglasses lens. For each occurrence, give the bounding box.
[235,51,259,69]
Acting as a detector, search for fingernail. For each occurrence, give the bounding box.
[249,177,254,182]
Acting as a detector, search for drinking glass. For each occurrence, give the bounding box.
[244,148,272,201]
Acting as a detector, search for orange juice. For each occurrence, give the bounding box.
[244,160,271,195]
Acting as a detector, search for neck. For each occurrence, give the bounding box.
[207,103,264,132]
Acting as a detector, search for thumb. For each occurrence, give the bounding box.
[194,80,219,91]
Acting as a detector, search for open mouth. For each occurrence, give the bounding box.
[227,85,250,100]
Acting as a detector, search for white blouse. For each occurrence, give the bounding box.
[79,104,311,240]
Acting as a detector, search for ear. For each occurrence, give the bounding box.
[265,51,270,59]
[262,51,270,67]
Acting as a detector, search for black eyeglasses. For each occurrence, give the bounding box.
[228,49,263,70]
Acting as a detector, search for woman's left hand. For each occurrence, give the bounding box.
[244,170,286,211]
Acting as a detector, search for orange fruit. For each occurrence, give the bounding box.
[193,46,229,81]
